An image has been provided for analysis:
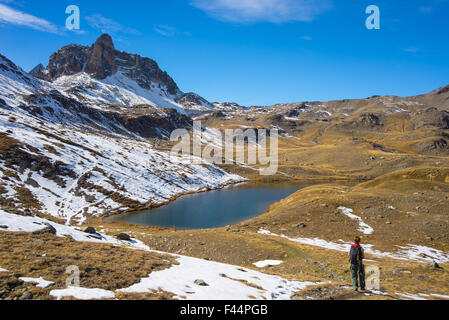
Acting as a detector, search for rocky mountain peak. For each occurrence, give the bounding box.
[85,33,117,79]
[94,33,114,50]
[29,63,45,77]
[32,34,181,95]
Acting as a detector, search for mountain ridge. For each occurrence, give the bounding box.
[29,34,215,114]
[0,50,243,222]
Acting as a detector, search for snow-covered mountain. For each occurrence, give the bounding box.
[0,51,242,224]
[30,34,215,115]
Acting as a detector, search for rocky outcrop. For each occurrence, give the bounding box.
[115,108,192,139]
[114,50,179,94]
[0,54,38,87]
[341,113,385,130]
[213,102,245,110]
[41,45,90,80]
[357,113,384,127]
[286,103,308,118]
[177,92,214,111]
[29,64,45,77]
[84,34,117,79]
[418,138,449,155]
[32,223,56,235]
[33,34,181,95]
[414,108,449,129]
[434,85,449,96]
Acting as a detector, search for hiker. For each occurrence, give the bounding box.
[349,236,365,291]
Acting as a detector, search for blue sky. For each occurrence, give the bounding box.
[0,0,448,106]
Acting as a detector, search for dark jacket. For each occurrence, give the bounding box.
[349,243,364,264]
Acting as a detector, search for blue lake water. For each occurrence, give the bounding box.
[108,181,326,230]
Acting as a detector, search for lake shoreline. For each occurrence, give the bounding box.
[105,179,359,230]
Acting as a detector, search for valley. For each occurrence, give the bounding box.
[1,34,449,300]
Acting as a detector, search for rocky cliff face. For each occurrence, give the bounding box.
[176,92,214,112]
[84,34,117,79]
[32,34,180,95]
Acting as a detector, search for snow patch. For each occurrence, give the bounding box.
[258,228,350,252]
[253,260,284,268]
[397,292,449,300]
[396,293,427,300]
[428,293,449,300]
[258,228,449,264]
[0,210,150,250]
[118,255,318,300]
[50,286,115,300]
[20,277,55,288]
[338,207,374,235]
[395,244,449,264]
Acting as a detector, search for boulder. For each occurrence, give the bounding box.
[430,261,440,269]
[194,280,209,287]
[84,227,97,234]
[32,223,56,235]
[116,233,131,241]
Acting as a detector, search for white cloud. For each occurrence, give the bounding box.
[0,3,60,34]
[191,0,331,23]
[85,14,140,35]
[153,25,191,37]
[154,25,175,37]
[404,46,419,53]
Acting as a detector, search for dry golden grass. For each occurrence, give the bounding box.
[91,217,449,300]
[14,186,42,212]
[0,231,177,300]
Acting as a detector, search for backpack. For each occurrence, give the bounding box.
[349,245,360,264]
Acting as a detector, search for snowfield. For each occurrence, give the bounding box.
[1,116,242,223]
[119,255,318,300]
[0,54,243,223]
[53,72,186,114]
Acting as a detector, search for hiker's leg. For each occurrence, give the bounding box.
[359,263,366,290]
[350,264,359,290]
